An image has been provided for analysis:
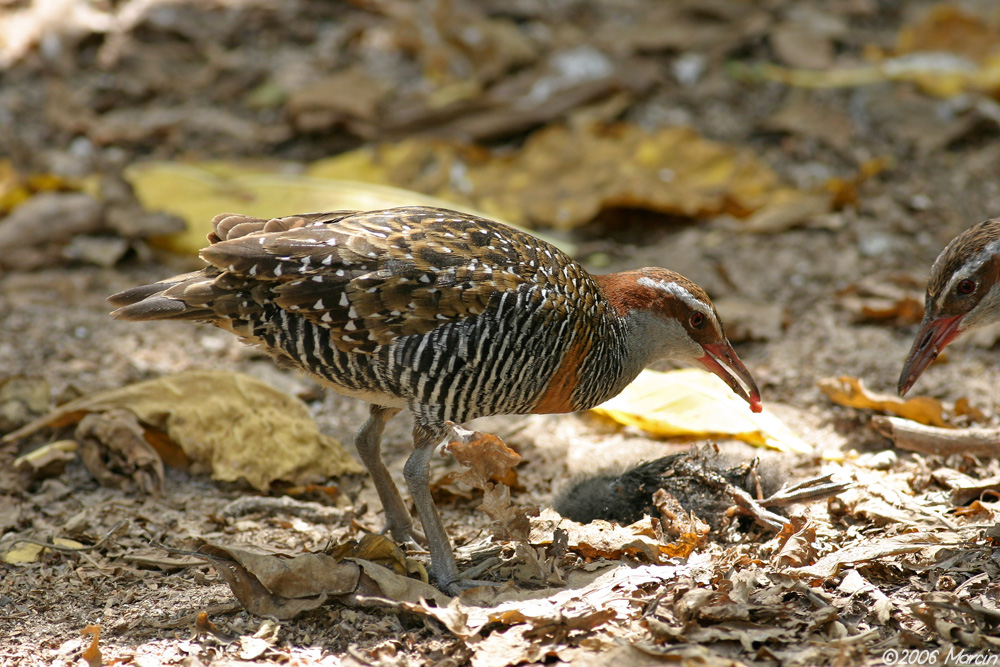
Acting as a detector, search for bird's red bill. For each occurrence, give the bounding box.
[897,313,964,396]
[697,341,763,413]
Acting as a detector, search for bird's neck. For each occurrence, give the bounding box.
[560,273,676,411]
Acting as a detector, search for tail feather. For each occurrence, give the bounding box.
[110,210,360,326]
[108,271,222,322]
[110,296,207,321]
[108,271,204,307]
[107,283,168,309]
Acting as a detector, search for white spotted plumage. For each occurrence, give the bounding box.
[108,205,760,594]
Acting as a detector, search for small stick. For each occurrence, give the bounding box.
[871,416,1000,457]
[761,474,852,507]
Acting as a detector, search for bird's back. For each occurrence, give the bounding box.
[110,207,622,423]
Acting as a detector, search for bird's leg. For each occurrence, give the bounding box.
[354,405,417,544]
[404,422,492,595]
[403,424,459,589]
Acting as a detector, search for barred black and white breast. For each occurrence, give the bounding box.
[109,206,625,424]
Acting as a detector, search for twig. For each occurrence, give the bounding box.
[219,495,348,524]
[4,519,129,553]
[691,468,791,531]
[723,484,788,531]
[761,474,852,507]
[871,416,1000,457]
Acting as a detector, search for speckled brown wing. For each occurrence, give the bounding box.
[208,211,357,244]
[197,207,571,353]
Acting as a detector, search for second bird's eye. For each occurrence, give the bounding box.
[690,312,706,329]
[957,279,976,295]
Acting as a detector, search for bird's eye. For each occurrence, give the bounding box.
[690,312,706,329]
[957,279,976,295]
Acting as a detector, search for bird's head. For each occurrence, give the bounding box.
[600,268,763,412]
[899,218,1000,396]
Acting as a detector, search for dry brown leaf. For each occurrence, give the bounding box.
[285,66,389,134]
[753,7,1000,99]
[789,534,943,582]
[197,543,358,619]
[12,440,78,478]
[835,271,925,326]
[445,426,522,490]
[952,500,996,521]
[76,409,164,494]
[857,296,924,326]
[463,626,541,667]
[350,559,453,607]
[771,23,834,70]
[396,560,669,639]
[327,533,425,580]
[478,482,535,542]
[522,608,617,644]
[0,375,51,433]
[565,520,667,564]
[194,612,237,644]
[941,473,1000,507]
[762,96,855,152]
[840,479,957,530]
[0,496,21,534]
[660,533,707,559]
[311,124,825,231]
[773,522,818,568]
[3,370,362,491]
[528,508,690,565]
[429,470,479,503]
[0,192,105,271]
[739,191,831,234]
[651,488,710,555]
[442,426,534,542]
[80,624,102,667]
[380,48,653,142]
[711,298,786,343]
[818,376,952,428]
[954,397,987,422]
[505,541,564,587]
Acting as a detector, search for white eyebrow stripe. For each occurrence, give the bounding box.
[637,276,710,314]
[936,237,1000,310]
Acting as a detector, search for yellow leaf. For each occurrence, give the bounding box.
[3,542,45,564]
[124,160,572,255]
[52,538,85,549]
[591,368,810,453]
[310,126,822,231]
[0,160,79,215]
[895,5,999,63]
[126,161,454,254]
[818,376,951,428]
[3,370,363,491]
[125,124,820,255]
[1,538,83,564]
[750,5,1000,100]
[459,124,816,229]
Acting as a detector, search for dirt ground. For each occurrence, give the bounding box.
[2,1,1000,666]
